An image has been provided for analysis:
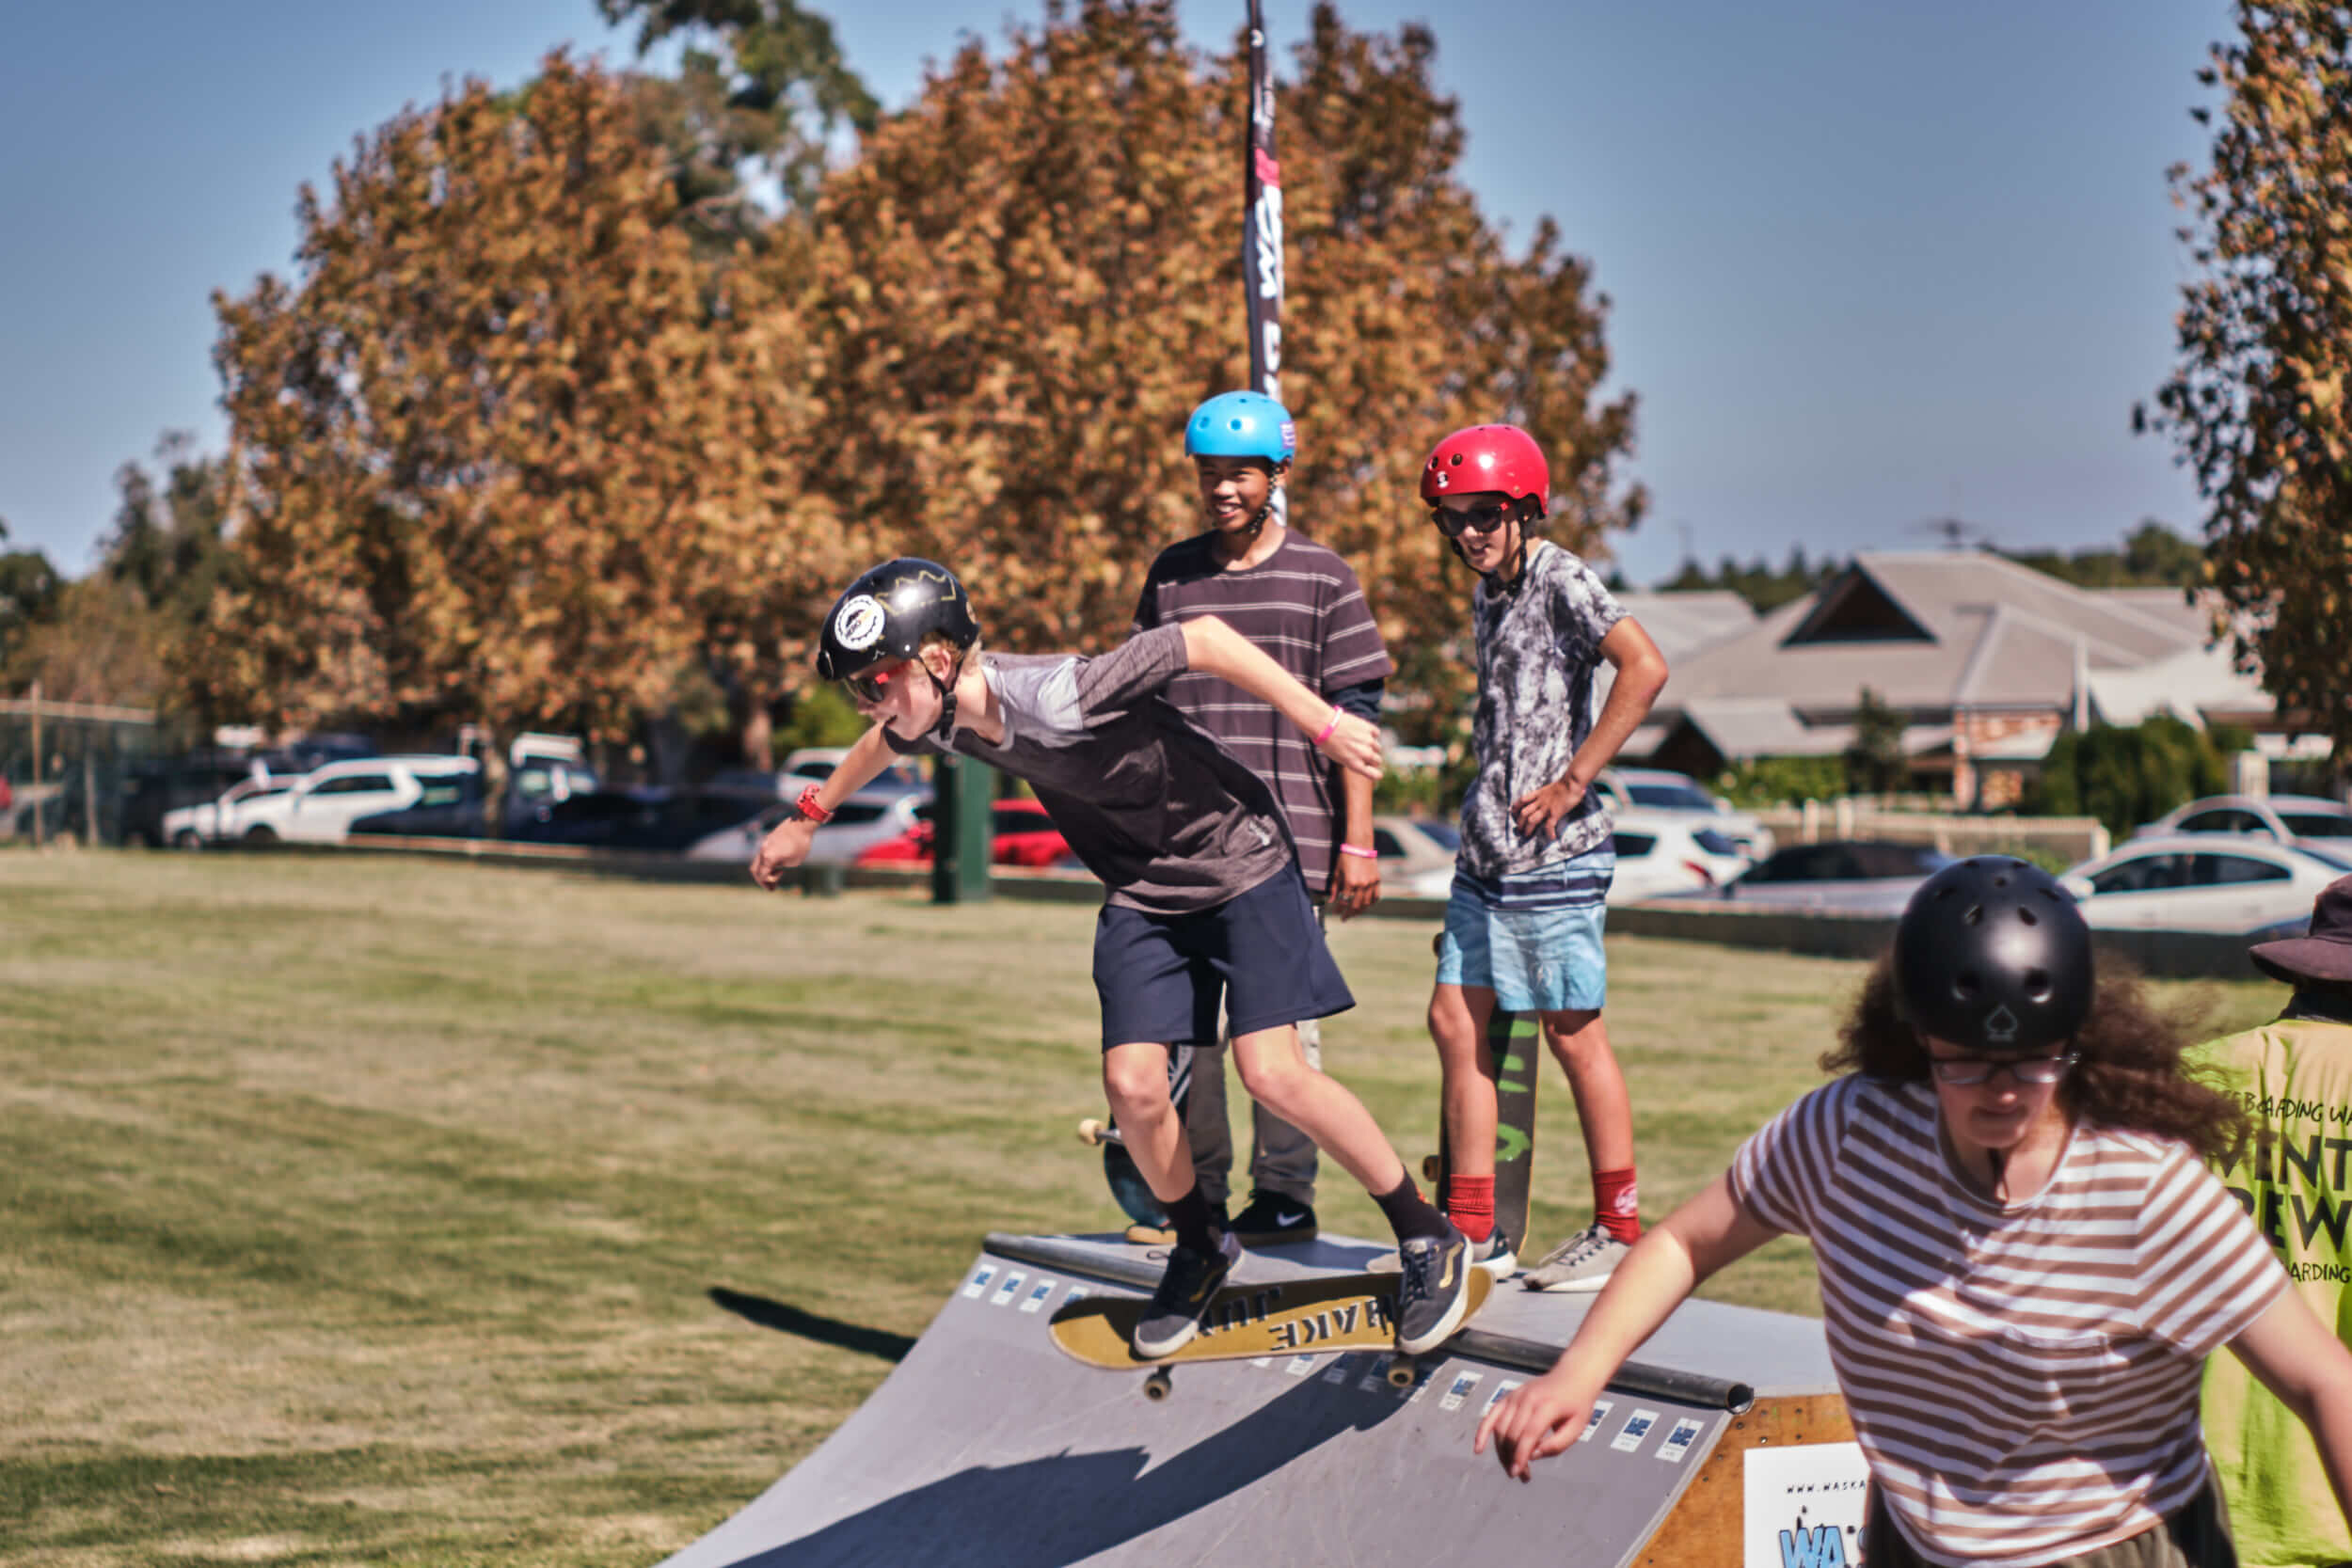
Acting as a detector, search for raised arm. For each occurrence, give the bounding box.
[1180,615,1384,783]
[749,722,903,891]
[1473,1171,1779,1481]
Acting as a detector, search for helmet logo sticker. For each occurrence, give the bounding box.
[834,594,886,652]
[1983,1005,2019,1044]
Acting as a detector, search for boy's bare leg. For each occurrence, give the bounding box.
[1104,1041,1198,1204]
[1227,1024,1408,1195]
[1427,981,1502,1180]
[1539,1009,1632,1172]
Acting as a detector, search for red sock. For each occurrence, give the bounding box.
[1443,1175,1495,1243]
[1593,1167,1640,1243]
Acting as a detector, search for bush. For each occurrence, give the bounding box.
[2026,716,2247,839]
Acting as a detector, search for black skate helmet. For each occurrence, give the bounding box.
[1893,856,2093,1054]
[816,558,979,740]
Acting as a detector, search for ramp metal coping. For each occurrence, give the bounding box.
[983,1231,1755,1414]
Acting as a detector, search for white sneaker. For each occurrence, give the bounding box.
[1519,1222,1629,1293]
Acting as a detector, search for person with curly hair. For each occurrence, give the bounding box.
[1476,856,2352,1568]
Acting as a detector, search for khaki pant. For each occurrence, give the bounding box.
[1862,1480,2235,1568]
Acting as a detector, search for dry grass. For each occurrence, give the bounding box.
[0,849,2281,1565]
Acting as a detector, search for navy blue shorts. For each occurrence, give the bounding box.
[1092,865,1355,1050]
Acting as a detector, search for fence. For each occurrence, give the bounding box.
[1755,800,2109,866]
[0,689,161,847]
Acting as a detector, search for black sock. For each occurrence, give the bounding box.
[1167,1188,1222,1254]
[1373,1175,1452,1244]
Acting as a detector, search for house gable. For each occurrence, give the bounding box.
[1780,566,1935,646]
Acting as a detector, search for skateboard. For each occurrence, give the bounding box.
[1423,1007,1539,1256]
[1077,1042,1195,1243]
[1048,1268,1494,1401]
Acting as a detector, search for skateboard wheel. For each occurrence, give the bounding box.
[1386,1354,1419,1389]
[1421,1154,1440,1182]
[1143,1368,1173,1402]
[1077,1118,1107,1146]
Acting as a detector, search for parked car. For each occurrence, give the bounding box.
[159,775,300,847]
[2133,793,2352,847]
[230,755,480,844]
[707,755,925,800]
[851,797,1074,869]
[683,784,934,865]
[1370,815,1459,898]
[1592,767,1775,860]
[1607,811,1752,904]
[1662,839,1955,914]
[2058,835,2352,932]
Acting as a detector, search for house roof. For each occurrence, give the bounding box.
[2087,641,2271,729]
[1664,551,2208,714]
[1610,592,1758,663]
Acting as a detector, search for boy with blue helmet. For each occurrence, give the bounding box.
[1136,391,1394,1247]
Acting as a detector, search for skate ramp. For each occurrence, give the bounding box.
[658,1232,1848,1568]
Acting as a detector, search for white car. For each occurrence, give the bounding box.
[161,776,299,847]
[2132,793,2352,848]
[234,755,481,845]
[2060,834,2352,932]
[1593,767,1775,860]
[1370,816,1459,898]
[1607,811,1752,904]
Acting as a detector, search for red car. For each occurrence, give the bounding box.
[854,798,1073,869]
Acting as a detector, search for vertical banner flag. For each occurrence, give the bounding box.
[1242,0,1288,528]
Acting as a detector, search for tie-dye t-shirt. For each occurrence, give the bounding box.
[1457,539,1626,880]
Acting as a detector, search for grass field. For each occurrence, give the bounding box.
[0,849,2281,1566]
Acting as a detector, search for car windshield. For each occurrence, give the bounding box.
[2283,814,2352,838]
[1692,828,1740,856]
[2297,845,2352,873]
[1626,781,1716,810]
[1414,820,1461,851]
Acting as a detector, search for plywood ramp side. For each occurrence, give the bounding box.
[1639,1394,1857,1567]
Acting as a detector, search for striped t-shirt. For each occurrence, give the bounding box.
[1132,530,1393,897]
[1730,1075,2285,1568]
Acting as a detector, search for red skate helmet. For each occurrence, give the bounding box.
[1420,424,1549,517]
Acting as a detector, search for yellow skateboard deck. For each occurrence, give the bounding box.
[1048,1269,1493,1398]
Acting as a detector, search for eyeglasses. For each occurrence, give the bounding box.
[844,659,912,705]
[1928,1053,2077,1087]
[1432,499,1517,539]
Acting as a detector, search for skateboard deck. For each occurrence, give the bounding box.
[1080,1043,1195,1241]
[1049,1268,1494,1399]
[1424,1008,1539,1255]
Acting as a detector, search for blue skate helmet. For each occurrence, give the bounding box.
[1184,391,1296,466]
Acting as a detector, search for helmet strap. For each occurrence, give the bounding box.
[927,651,965,743]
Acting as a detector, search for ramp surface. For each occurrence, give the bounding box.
[659,1232,1836,1568]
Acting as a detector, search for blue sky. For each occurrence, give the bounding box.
[0,1,2229,586]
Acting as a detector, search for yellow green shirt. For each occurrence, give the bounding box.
[2196,1016,2352,1568]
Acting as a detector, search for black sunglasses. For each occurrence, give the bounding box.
[1928,1053,2077,1086]
[1431,499,1517,539]
[844,658,912,705]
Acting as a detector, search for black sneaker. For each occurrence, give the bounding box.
[1131,1229,1243,1358]
[1394,1224,1473,1355]
[1230,1189,1318,1247]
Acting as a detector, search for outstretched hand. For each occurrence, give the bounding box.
[1472,1370,1596,1482]
[750,817,815,891]
[1316,712,1385,783]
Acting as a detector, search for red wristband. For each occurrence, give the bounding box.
[1312,710,1342,747]
[1337,843,1379,861]
[795,784,833,825]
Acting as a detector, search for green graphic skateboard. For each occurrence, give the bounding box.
[1048,1268,1494,1401]
[1423,1007,1539,1257]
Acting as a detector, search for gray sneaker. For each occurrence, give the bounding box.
[1132,1230,1243,1358]
[1367,1226,1517,1279]
[1520,1222,1629,1293]
[1394,1225,1474,1355]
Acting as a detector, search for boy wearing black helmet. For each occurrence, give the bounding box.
[1477,857,2352,1567]
[753,558,1477,1360]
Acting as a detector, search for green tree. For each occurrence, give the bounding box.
[1842,686,1907,796]
[1660,546,1839,611]
[2027,715,2244,839]
[2152,1,2352,760]
[779,0,1642,728]
[0,518,63,676]
[2003,519,2205,590]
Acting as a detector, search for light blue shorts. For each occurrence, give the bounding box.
[1434,848,1613,1013]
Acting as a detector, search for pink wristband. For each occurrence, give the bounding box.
[1338,843,1379,861]
[1312,710,1342,746]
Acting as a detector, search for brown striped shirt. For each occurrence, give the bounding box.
[1132,530,1393,897]
[1729,1075,2285,1568]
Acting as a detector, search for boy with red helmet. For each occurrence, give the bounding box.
[1418,423,1668,1293]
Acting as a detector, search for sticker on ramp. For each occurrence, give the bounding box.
[1322,1354,1355,1385]
[1657,1417,1705,1463]
[1611,1407,1661,1453]
[962,1265,996,1299]
[1359,1356,1393,1394]
[991,1272,1025,1306]
[1484,1379,1523,1414]
[1019,1280,1056,1314]
[1580,1399,1614,1442]
[1438,1370,1483,1412]
[1285,1355,1317,1377]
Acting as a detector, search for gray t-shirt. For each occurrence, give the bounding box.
[1458,539,1627,879]
[886,625,1295,914]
